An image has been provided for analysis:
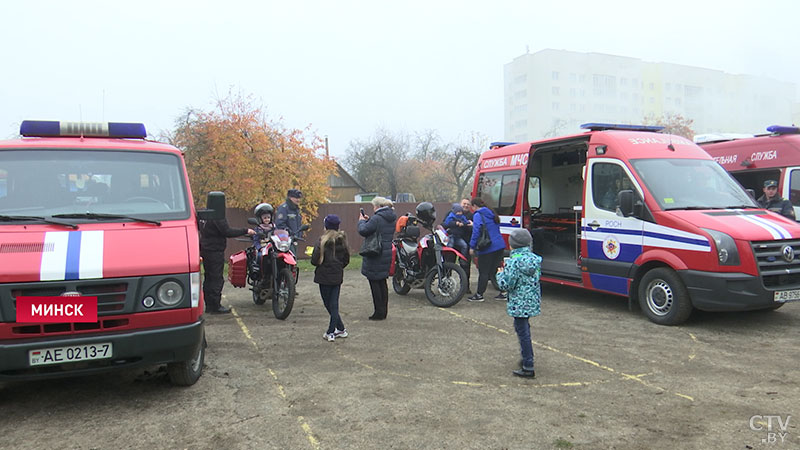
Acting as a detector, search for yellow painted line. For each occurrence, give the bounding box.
[687,332,697,361]
[232,307,319,449]
[231,307,258,350]
[298,416,321,450]
[336,346,609,389]
[442,309,511,334]
[442,308,695,402]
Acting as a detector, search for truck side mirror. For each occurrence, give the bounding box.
[617,190,635,217]
[197,191,226,221]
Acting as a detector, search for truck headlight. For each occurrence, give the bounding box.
[702,229,740,266]
[157,280,184,306]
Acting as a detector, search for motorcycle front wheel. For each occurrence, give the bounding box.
[273,267,295,320]
[424,262,467,308]
[252,285,269,305]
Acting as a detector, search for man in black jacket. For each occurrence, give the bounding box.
[200,209,255,314]
[275,189,304,253]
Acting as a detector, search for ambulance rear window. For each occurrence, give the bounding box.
[476,170,520,215]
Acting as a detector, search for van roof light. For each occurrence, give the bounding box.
[580,123,664,132]
[489,141,516,149]
[20,120,147,138]
[766,125,800,135]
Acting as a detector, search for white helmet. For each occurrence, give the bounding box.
[254,203,274,217]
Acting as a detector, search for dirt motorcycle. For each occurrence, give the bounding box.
[392,215,469,307]
[228,222,309,320]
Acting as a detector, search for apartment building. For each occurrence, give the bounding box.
[504,49,798,141]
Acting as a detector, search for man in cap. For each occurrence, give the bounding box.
[275,189,304,252]
[757,180,796,220]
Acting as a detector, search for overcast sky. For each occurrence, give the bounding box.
[1,0,798,158]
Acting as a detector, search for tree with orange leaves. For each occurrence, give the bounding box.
[166,91,336,220]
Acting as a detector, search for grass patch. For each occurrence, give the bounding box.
[297,254,363,272]
[553,438,574,449]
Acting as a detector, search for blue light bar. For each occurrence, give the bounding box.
[766,125,800,135]
[580,123,664,132]
[489,141,516,149]
[20,120,147,138]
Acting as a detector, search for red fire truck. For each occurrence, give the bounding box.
[472,123,800,325]
[699,125,800,219]
[0,121,223,385]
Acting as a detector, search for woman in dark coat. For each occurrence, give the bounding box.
[358,196,398,320]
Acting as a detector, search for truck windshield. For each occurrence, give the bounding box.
[630,158,757,211]
[0,149,189,220]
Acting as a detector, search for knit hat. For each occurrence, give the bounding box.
[451,203,463,214]
[509,229,532,249]
[324,214,340,230]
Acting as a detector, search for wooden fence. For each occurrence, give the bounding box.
[223,201,458,259]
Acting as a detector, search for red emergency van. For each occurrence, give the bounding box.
[699,125,800,218]
[472,123,800,325]
[0,120,223,385]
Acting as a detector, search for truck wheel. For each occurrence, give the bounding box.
[490,272,500,291]
[424,262,467,308]
[167,332,206,386]
[273,268,295,320]
[638,267,693,325]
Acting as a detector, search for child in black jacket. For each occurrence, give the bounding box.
[311,215,350,341]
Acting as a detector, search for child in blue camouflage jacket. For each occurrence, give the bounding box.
[496,228,542,378]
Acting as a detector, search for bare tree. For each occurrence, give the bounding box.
[345,128,411,200]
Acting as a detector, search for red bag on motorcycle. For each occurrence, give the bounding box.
[228,251,248,287]
[389,244,397,276]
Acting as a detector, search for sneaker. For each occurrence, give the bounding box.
[495,293,507,300]
[513,368,535,378]
[323,332,335,342]
[334,328,348,338]
[467,293,484,302]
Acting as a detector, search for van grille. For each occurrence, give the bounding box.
[752,239,800,288]
[11,282,128,313]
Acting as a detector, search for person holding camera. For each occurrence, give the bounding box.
[357,197,397,320]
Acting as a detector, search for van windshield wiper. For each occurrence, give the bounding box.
[663,206,725,211]
[0,214,78,229]
[52,212,161,226]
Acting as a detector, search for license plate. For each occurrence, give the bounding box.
[29,343,112,366]
[773,289,800,302]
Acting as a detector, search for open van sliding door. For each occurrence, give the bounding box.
[526,138,586,281]
[582,158,644,296]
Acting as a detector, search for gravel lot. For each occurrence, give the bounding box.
[1,269,798,449]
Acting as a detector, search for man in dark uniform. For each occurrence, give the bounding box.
[200,197,255,314]
[757,180,796,220]
[275,189,304,252]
